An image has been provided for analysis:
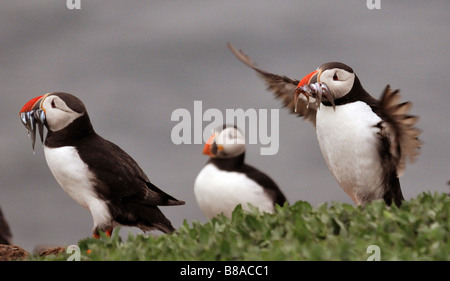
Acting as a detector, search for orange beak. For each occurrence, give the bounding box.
[297,70,318,88]
[19,95,45,114]
[293,70,318,112]
[202,134,216,156]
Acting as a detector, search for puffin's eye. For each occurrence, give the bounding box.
[333,73,339,81]
[51,100,56,108]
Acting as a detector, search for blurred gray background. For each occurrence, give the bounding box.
[0,1,448,252]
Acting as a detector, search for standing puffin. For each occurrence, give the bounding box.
[228,44,422,207]
[194,125,287,219]
[19,92,185,238]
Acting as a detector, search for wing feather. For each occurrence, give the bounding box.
[79,135,185,207]
[378,85,422,177]
[228,43,317,125]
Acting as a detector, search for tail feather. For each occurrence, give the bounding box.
[137,205,177,234]
[110,202,179,234]
[144,181,186,206]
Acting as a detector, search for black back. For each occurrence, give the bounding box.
[208,153,288,207]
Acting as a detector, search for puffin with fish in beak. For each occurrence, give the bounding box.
[228,43,422,207]
[19,92,185,238]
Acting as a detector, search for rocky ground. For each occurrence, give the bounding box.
[0,244,65,261]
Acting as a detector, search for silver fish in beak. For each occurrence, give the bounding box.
[19,95,47,151]
[294,69,335,111]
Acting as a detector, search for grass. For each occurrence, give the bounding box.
[30,191,449,261]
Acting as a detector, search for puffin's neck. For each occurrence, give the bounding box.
[322,76,377,107]
[208,152,245,172]
[45,113,96,148]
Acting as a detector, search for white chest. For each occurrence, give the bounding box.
[194,163,274,218]
[44,146,111,226]
[315,102,385,203]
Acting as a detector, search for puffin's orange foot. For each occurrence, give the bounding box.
[92,228,113,239]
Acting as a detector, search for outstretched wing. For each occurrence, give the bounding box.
[228,43,317,125]
[377,85,422,178]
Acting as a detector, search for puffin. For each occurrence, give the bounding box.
[19,92,185,238]
[0,206,12,245]
[228,43,422,207]
[194,125,287,219]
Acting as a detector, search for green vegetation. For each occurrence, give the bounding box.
[32,192,449,261]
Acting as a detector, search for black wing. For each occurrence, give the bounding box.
[376,85,422,178]
[375,85,422,206]
[78,134,185,207]
[240,164,288,207]
[228,43,317,125]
